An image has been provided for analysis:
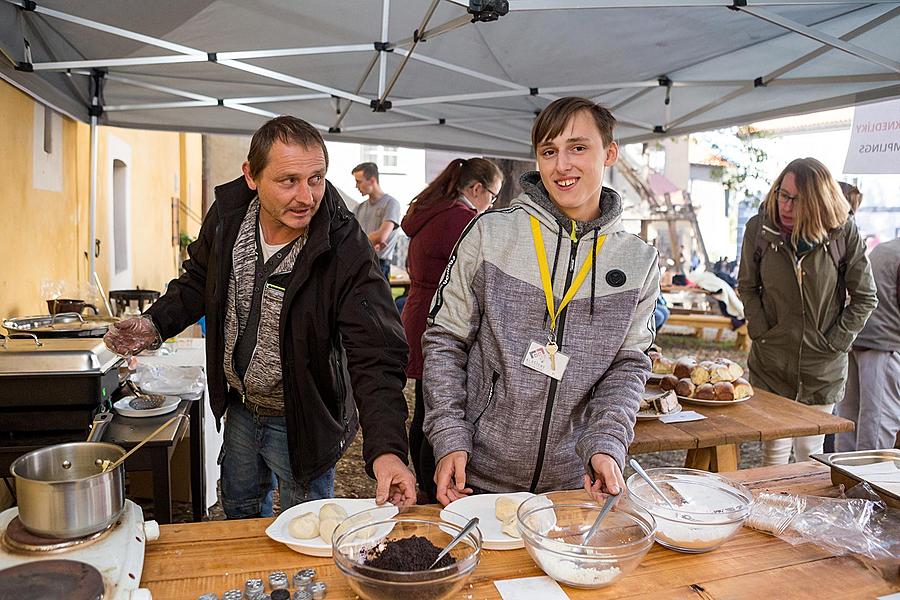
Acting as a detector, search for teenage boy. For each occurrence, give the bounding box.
[423,97,659,505]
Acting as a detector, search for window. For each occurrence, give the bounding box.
[361,145,399,170]
[113,159,129,275]
[43,106,53,154]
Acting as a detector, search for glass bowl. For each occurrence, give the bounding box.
[626,467,752,553]
[516,491,656,589]
[332,505,481,600]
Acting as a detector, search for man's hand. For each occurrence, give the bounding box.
[103,316,160,356]
[434,450,473,506]
[373,453,417,507]
[583,453,625,501]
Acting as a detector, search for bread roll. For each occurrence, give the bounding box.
[733,378,752,399]
[675,378,695,398]
[708,364,732,384]
[673,357,697,379]
[690,364,711,385]
[695,383,716,400]
[659,374,679,391]
[727,361,744,380]
[714,381,735,401]
[288,512,319,539]
[652,356,675,374]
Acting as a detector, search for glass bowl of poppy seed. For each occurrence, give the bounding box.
[332,505,482,600]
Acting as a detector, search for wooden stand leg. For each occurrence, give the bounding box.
[711,444,739,472]
[684,448,711,470]
[684,445,739,472]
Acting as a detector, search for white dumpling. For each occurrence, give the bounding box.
[319,518,341,543]
[495,496,523,523]
[318,502,348,522]
[501,516,520,538]
[343,512,374,542]
[288,512,319,539]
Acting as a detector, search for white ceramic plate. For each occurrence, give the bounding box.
[677,395,751,406]
[443,492,534,550]
[266,498,397,557]
[113,395,180,418]
[637,402,683,420]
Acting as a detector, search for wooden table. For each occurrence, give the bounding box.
[142,462,898,599]
[103,399,200,524]
[389,274,411,295]
[630,388,854,472]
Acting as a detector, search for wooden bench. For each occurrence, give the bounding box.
[662,312,750,351]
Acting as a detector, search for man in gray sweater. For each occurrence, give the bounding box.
[837,237,899,451]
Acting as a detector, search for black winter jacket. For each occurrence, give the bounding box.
[146,176,410,483]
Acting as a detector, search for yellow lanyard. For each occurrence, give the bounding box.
[530,215,606,340]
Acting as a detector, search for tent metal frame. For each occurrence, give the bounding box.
[4,0,900,281]
[8,0,900,144]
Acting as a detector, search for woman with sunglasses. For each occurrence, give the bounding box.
[738,157,877,465]
[400,157,503,502]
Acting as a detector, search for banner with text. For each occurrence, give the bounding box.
[843,99,900,174]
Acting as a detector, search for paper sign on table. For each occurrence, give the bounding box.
[494,576,570,600]
[660,410,707,424]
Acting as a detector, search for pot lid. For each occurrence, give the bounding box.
[0,337,123,375]
[3,313,118,334]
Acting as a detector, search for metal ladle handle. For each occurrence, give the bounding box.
[100,413,186,472]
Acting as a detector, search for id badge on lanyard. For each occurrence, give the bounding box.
[522,215,605,381]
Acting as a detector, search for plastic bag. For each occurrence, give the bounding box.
[131,362,206,399]
[747,483,900,579]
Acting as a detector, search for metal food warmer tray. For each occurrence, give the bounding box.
[0,335,124,433]
[811,448,900,509]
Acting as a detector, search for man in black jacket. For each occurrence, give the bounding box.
[105,116,416,517]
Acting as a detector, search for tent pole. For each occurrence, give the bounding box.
[88,69,104,289]
[88,92,98,287]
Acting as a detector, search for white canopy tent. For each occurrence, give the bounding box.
[2,0,899,275]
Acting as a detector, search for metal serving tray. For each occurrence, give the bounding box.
[0,336,122,375]
[811,449,900,509]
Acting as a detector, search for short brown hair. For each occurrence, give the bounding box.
[532,97,617,149]
[764,157,850,244]
[352,162,379,181]
[247,116,328,178]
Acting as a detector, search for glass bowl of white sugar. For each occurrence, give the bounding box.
[516,491,656,589]
[626,468,752,553]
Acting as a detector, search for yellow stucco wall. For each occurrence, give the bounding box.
[0,81,202,320]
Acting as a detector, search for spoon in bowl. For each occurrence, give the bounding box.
[581,492,619,545]
[428,517,479,569]
[629,459,676,509]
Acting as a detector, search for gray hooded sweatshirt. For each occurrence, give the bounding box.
[423,173,659,494]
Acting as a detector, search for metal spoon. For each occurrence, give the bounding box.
[428,517,479,569]
[629,458,676,509]
[581,492,619,545]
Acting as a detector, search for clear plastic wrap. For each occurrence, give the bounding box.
[747,483,900,580]
[130,362,206,399]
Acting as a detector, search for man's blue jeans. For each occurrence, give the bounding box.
[219,399,335,518]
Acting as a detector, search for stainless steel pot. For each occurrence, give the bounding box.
[9,412,126,538]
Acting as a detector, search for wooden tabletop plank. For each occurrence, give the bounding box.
[632,389,853,456]
[695,555,894,600]
[143,463,898,600]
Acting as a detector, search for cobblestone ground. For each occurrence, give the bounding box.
[161,332,760,522]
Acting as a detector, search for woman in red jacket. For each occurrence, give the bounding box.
[401,157,503,502]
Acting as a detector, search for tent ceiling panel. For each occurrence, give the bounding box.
[3,0,900,158]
